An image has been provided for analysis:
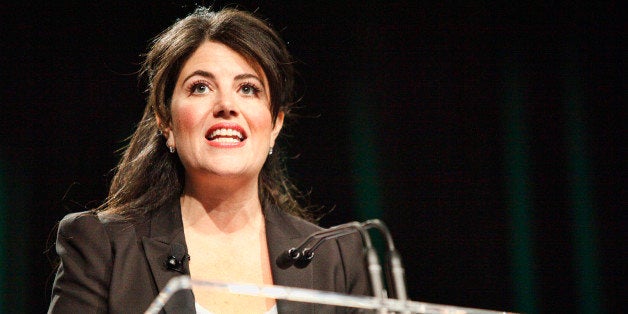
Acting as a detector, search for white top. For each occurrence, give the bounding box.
[194,302,278,314]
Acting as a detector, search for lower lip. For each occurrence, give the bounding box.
[206,139,246,148]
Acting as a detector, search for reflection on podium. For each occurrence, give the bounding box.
[144,276,516,314]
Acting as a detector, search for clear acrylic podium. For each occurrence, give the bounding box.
[144,276,515,314]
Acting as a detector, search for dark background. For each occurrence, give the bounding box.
[1,1,623,313]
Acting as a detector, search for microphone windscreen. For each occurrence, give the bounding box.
[276,248,298,269]
[294,251,314,269]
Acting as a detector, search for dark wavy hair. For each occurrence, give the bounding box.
[99,7,311,220]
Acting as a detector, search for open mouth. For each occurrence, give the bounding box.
[205,125,246,143]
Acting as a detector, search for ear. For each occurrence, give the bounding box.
[270,111,284,147]
[155,114,176,148]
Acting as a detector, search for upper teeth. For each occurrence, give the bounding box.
[209,128,244,141]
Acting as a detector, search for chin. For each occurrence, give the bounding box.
[202,164,254,178]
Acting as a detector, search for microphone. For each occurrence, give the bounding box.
[275,221,386,302]
[276,220,408,303]
[276,221,362,269]
[165,243,189,273]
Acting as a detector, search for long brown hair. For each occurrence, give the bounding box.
[99,7,311,220]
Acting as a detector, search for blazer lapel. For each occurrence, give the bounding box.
[142,201,195,314]
[265,206,316,312]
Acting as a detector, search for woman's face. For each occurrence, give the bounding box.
[164,41,283,184]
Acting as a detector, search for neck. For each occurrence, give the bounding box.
[180,173,263,234]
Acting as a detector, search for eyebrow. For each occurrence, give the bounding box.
[181,70,214,86]
[234,73,265,87]
[181,70,265,87]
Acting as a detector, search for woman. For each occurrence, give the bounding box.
[48,7,370,314]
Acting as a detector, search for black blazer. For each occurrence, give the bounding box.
[48,200,371,313]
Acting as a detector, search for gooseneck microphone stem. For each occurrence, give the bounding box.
[362,219,408,304]
[302,222,364,257]
[276,222,364,269]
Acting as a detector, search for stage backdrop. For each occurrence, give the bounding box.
[2,1,623,313]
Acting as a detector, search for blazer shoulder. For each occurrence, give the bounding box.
[57,211,104,237]
[57,210,140,242]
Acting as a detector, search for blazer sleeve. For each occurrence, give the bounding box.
[48,212,113,314]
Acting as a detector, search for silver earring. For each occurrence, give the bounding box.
[269,147,273,155]
[168,146,176,153]
[157,129,163,136]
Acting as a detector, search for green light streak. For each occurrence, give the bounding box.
[0,162,6,314]
[0,160,28,312]
[348,82,385,286]
[562,56,603,314]
[350,103,382,221]
[502,57,538,314]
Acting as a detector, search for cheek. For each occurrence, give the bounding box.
[249,109,274,135]
[172,103,205,135]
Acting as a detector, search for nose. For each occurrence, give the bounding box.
[212,91,239,118]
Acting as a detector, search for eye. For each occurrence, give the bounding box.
[239,83,261,96]
[189,82,211,95]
